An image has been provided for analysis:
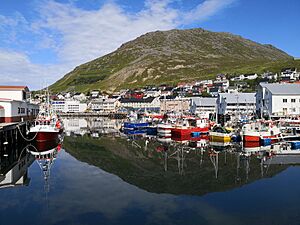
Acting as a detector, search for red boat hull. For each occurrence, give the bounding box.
[31,132,59,142]
[172,127,209,137]
[243,135,279,142]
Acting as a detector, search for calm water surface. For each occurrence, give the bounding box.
[1,118,300,225]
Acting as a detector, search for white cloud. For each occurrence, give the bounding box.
[183,0,236,23]
[0,0,236,90]
[0,50,68,89]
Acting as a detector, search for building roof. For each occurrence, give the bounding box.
[0,86,28,91]
[191,97,217,106]
[219,93,255,103]
[261,83,300,95]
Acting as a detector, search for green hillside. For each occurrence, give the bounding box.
[50,28,298,93]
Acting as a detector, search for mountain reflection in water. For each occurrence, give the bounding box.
[63,135,288,196]
[2,118,300,225]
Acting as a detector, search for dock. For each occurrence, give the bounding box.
[59,112,128,119]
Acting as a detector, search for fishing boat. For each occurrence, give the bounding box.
[242,120,281,142]
[157,123,173,138]
[29,96,63,142]
[209,125,232,142]
[171,118,210,137]
[279,117,300,132]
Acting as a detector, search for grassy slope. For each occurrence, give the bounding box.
[50,28,297,93]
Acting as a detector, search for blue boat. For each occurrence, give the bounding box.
[124,129,147,135]
[123,122,149,130]
[146,127,157,135]
[289,141,300,150]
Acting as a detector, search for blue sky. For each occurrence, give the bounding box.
[0,0,299,89]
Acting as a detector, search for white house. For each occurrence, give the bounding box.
[89,98,120,113]
[261,72,278,81]
[73,93,87,101]
[52,100,87,113]
[217,92,256,115]
[120,97,160,112]
[190,97,217,117]
[243,73,258,80]
[0,86,39,123]
[230,73,258,81]
[213,79,230,91]
[280,68,299,81]
[256,83,300,117]
[91,90,100,98]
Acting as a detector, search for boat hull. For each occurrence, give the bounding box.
[30,131,59,142]
[172,127,209,137]
[243,134,279,142]
[209,132,231,142]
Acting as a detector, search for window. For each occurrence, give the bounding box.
[283,99,287,103]
[291,99,296,103]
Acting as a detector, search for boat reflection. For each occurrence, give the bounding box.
[0,136,62,191]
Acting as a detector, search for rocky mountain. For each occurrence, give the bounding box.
[50,28,295,93]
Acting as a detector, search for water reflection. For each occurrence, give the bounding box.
[0,138,61,191]
[0,144,34,188]
[2,118,300,225]
[63,133,288,196]
[62,117,123,137]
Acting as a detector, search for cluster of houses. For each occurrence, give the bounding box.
[0,68,299,124]
[46,82,300,120]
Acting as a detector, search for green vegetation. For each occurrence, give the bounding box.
[50,28,298,93]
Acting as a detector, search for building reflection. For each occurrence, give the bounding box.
[62,117,123,137]
[0,145,34,188]
[0,137,62,190]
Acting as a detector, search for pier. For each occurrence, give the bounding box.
[59,112,128,119]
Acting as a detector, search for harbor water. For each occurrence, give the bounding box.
[1,118,300,225]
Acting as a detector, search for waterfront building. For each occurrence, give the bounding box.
[190,97,217,117]
[119,97,160,112]
[0,86,39,123]
[256,83,300,117]
[51,100,87,113]
[160,97,190,113]
[88,98,120,113]
[217,92,256,115]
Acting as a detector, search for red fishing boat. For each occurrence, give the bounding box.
[171,118,210,137]
[242,120,281,142]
